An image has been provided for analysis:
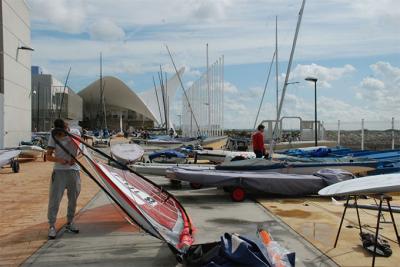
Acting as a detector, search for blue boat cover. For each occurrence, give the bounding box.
[149,150,187,161]
[190,231,295,266]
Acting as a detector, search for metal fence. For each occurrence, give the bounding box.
[322,118,399,150]
[181,56,224,137]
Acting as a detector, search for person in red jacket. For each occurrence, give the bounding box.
[252,124,266,158]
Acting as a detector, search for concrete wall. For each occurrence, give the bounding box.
[1,0,31,147]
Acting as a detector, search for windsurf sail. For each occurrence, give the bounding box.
[51,129,194,255]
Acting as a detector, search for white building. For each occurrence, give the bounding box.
[0,0,32,148]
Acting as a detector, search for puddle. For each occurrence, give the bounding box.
[274,208,312,218]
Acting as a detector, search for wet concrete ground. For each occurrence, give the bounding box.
[23,175,337,267]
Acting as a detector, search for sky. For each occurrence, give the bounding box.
[27,0,400,130]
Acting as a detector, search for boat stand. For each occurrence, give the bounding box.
[334,194,400,267]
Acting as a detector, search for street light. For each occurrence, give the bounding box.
[305,77,318,146]
[18,46,34,51]
[285,81,300,85]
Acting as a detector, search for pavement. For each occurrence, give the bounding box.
[23,175,337,267]
[0,159,99,267]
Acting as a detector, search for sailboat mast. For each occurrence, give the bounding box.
[152,76,163,127]
[275,15,279,119]
[253,50,275,129]
[206,43,211,136]
[100,52,108,130]
[272,0,306,141]
[165,45,201,135]
[58,66,71,119]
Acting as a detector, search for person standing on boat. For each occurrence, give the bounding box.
[46,118,81,239]
[252,124,266,158]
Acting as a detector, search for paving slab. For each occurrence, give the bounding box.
[24,176,337,267]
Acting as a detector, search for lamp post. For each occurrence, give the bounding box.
[305,77,318,146]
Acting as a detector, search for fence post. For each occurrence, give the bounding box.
[337,120,341,146]
[361,119,365,150]
[392,117,395,150]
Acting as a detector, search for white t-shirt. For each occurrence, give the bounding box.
[48,133,80,171]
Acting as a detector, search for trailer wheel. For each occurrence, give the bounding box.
[12,161,20,173]
[43,153,47,162]
[190,183,203,189]
[222,186,231,192]
[170,179,182,189]
[231,187,246,202]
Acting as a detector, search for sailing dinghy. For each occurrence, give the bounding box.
[111,143,144,165]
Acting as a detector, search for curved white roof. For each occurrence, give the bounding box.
[139,67,185,128]
[78,76,157,122]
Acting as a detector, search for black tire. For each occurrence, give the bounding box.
[170,180,182,189]
[190,183,203,190]
[222,186,232,192]
[43,153,47,162]
[12,161,20,173]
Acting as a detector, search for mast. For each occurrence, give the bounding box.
[158,67,168,133]
[100,52,108,130]
[253,51,276,129]
[272,0,306,142]
[207,43,211,136]
[275,15,279,119]
[165,72,169,132]
[152,76,163,127]
[58,66,71,118]
[166,45,201,135]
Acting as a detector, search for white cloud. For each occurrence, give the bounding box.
[355,61,400,115]
[291,63,356,88]
[191,0,231,21]
[29,0,86,33]
[360,77,385,91]
[88,19,125,41]
[223,82,239,94]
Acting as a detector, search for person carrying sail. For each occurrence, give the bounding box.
[252,124,266,158]
[46,118,81,239]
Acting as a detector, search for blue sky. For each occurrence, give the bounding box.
[28,0,400,129]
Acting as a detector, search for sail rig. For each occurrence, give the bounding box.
[51,129,194,257]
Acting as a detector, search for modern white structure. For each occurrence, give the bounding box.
[79,69,184,131]
[0,0,32,148]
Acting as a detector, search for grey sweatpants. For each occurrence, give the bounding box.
[48,170,81,226]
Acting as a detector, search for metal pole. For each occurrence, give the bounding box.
[253,51,276,129]
[207,44,211,136]
[314,81,318,146]
[37,82,40,131]
[166,45,201,135]
[337,120,341,146]
[58,66,71,118]
[221,55,225,135]
[361,118,365,150]
[392,117,395,150]
[152,76,163,127]
[271,0,306,143]
[275,15,279,120]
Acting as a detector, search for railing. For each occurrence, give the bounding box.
[322,118,399,150]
